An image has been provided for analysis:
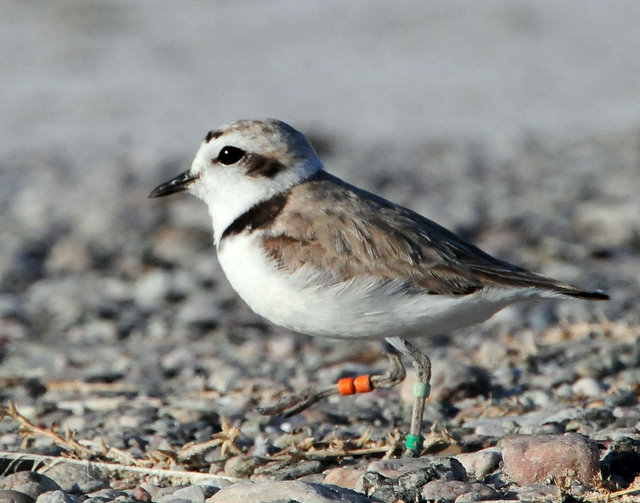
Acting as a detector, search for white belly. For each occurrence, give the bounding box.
[217,234,543,339]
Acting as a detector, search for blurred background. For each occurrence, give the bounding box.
[3,1,640,161]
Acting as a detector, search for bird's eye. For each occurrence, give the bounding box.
[217,146,245,165]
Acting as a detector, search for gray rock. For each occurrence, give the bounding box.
[224,456,268,479]
[176,293,222,329]
[366,457,467,480]
[159,486,205,503]
[255,461,323,481]
[1,472,60,499]
[526,422,565,435]
[605,391,637,409]
[40,464,108,494]
[454,448,502,480]
[429,361,492,402]
[207,481,376,502]
[600,436,640,487]
[511,483,559,503]
[517,390,552,409]
[147,486,179,502]
[574,350,623,379]
[471,419,518,438]
[0,490,36,503]
[133,270,170,310]
[0,294,24,318]
[421,480,499,502]
[358,458,467,503]
[85,489,127,501]
[571,376,604,397]
[34,491,77,503]
[193,485,222,499]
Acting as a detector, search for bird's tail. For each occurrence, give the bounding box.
[560,287,609,300]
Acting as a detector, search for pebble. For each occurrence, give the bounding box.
[45,239,91,274]
[150,228,210,267]
[84,488,127,501]
[517,389,552,409]
[511,483,560,502]
[427,360,492,402]
[1,472,61,499]
[420,480,499,502]
[40,464,109,494]
[223,456,267,479]
[0,490,36,503]
[133,270,170,310]
[34,491,77,503]
[471,419,519,438]
[501,433,600,485]
[366,457,467,480]
[157,485,205,503]
[571,376,604,397]
[322,467,365,490]
[208,481,375,503]
[132,486,152,502]
[600,436,640,486]
[454,448,502,480]
[254,460,324,480]
[605,391,637,409]
[176,293,222,329]
[357,458,468,502]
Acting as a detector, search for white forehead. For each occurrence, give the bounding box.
[199,119,317,162]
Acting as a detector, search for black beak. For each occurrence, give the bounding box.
[148,170,198,198]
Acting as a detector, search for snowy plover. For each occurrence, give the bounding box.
[150,119,608,453]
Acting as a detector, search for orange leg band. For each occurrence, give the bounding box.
[354,375,372,393]
[337,375,373,395]
[337,377,356,395]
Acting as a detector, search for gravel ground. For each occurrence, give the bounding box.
[1,127,639,502]
[2,2,640,502]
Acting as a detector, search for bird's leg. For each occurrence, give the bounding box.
[257,383,338,417]
[258,342,407,418]
[386,336,432,456]
[370,341,407,389]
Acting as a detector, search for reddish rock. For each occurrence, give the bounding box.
[501,433,600,485]
[132,486,152,502]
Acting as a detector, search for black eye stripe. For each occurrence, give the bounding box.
[217,146,245,165]
[246,154,287,178]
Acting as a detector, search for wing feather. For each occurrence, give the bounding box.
[261,171,607,299]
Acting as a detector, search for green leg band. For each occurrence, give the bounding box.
[406,434,424,451]
[413,382,431,398]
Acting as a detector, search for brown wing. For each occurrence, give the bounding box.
[261,171,607,299]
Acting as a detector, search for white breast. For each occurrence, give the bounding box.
[217,233,546,340]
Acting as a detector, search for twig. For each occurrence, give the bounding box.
[0,451,240,484]
[584,485,640,502]
[1,401,92,457]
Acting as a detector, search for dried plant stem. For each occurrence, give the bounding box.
[1,401,92,457]
[0,451,239,484]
